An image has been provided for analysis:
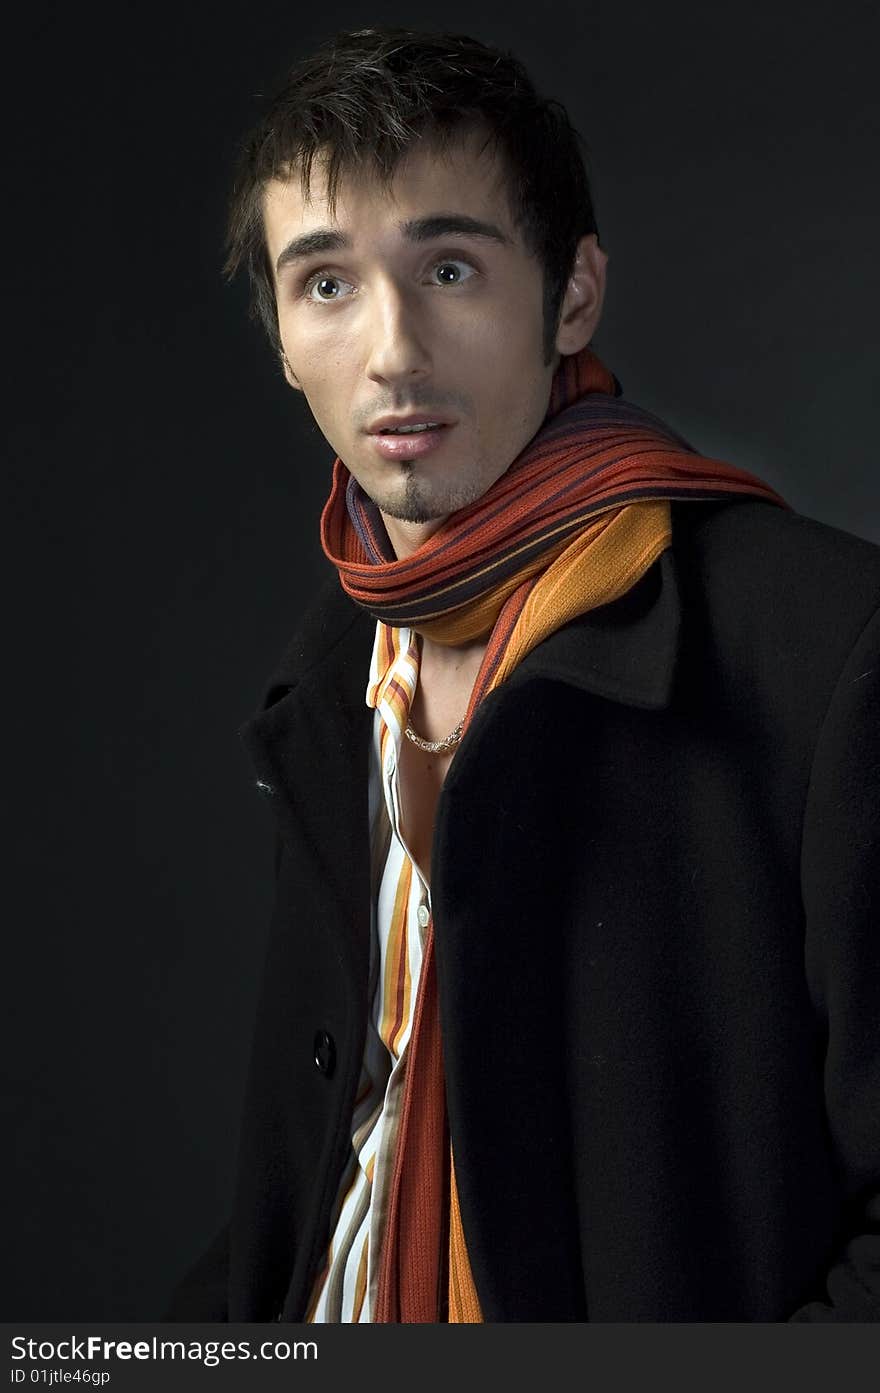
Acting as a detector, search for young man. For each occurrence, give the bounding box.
[170,29,880,1322]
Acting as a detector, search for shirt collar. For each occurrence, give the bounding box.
[366,624,421,739]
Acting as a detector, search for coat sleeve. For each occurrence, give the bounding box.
[164,1221,230,1321]
[791,602,880,1321]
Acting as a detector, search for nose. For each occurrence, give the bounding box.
[364,280,432,387]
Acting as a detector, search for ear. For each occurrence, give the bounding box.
[280,348,302,391]
[554,234,608,357]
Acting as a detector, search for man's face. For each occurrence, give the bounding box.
[263,133,560,556]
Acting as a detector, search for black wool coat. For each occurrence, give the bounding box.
[169,499,880,1322]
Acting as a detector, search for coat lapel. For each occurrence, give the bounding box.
[509,545,682,708]
[433,544,684,1319]
[239,581,376,999]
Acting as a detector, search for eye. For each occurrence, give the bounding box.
[304,273,354,302]
[431,260,476,286]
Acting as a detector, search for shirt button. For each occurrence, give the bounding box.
[417,904,430,929]
[313,1030,336,1077]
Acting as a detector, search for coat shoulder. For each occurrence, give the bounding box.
[675,499,880,657]
[680,498,880,588]
[258,569,371,708]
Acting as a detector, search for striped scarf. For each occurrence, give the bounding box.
[320,347,785,1322]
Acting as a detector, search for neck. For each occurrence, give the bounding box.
[419,631,488,677]
[410,630,488,743]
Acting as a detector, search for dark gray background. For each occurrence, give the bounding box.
[5,0,879,1320]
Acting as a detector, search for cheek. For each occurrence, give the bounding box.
[284,339,352,426]
[303,392,348,450]
[481,301,545,385]
[280,313,348,377]
[283,356,345,442]
[481,351,553,459]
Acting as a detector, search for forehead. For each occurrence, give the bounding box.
[262,131,521,265]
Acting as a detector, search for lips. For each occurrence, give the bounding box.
[379,423,443,435]
[367,413,456,435]
[367,422,453,461]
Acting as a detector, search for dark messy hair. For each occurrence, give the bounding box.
[224,28,600,364]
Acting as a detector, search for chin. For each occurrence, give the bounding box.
[362,468,453,525]
[378,493,450,526]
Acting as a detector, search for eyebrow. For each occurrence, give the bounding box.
[274,214,512,276]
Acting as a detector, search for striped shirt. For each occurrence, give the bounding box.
[306,622,431,1322]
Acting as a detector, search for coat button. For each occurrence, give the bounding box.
[313,1029,336,1077]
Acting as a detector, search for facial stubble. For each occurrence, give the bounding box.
[378,462,490,526]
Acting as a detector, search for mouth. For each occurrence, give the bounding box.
[367,414,455,436]
[378,422,444,435]
[366,420,454,461]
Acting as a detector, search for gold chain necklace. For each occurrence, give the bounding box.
[403,717,465,754]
